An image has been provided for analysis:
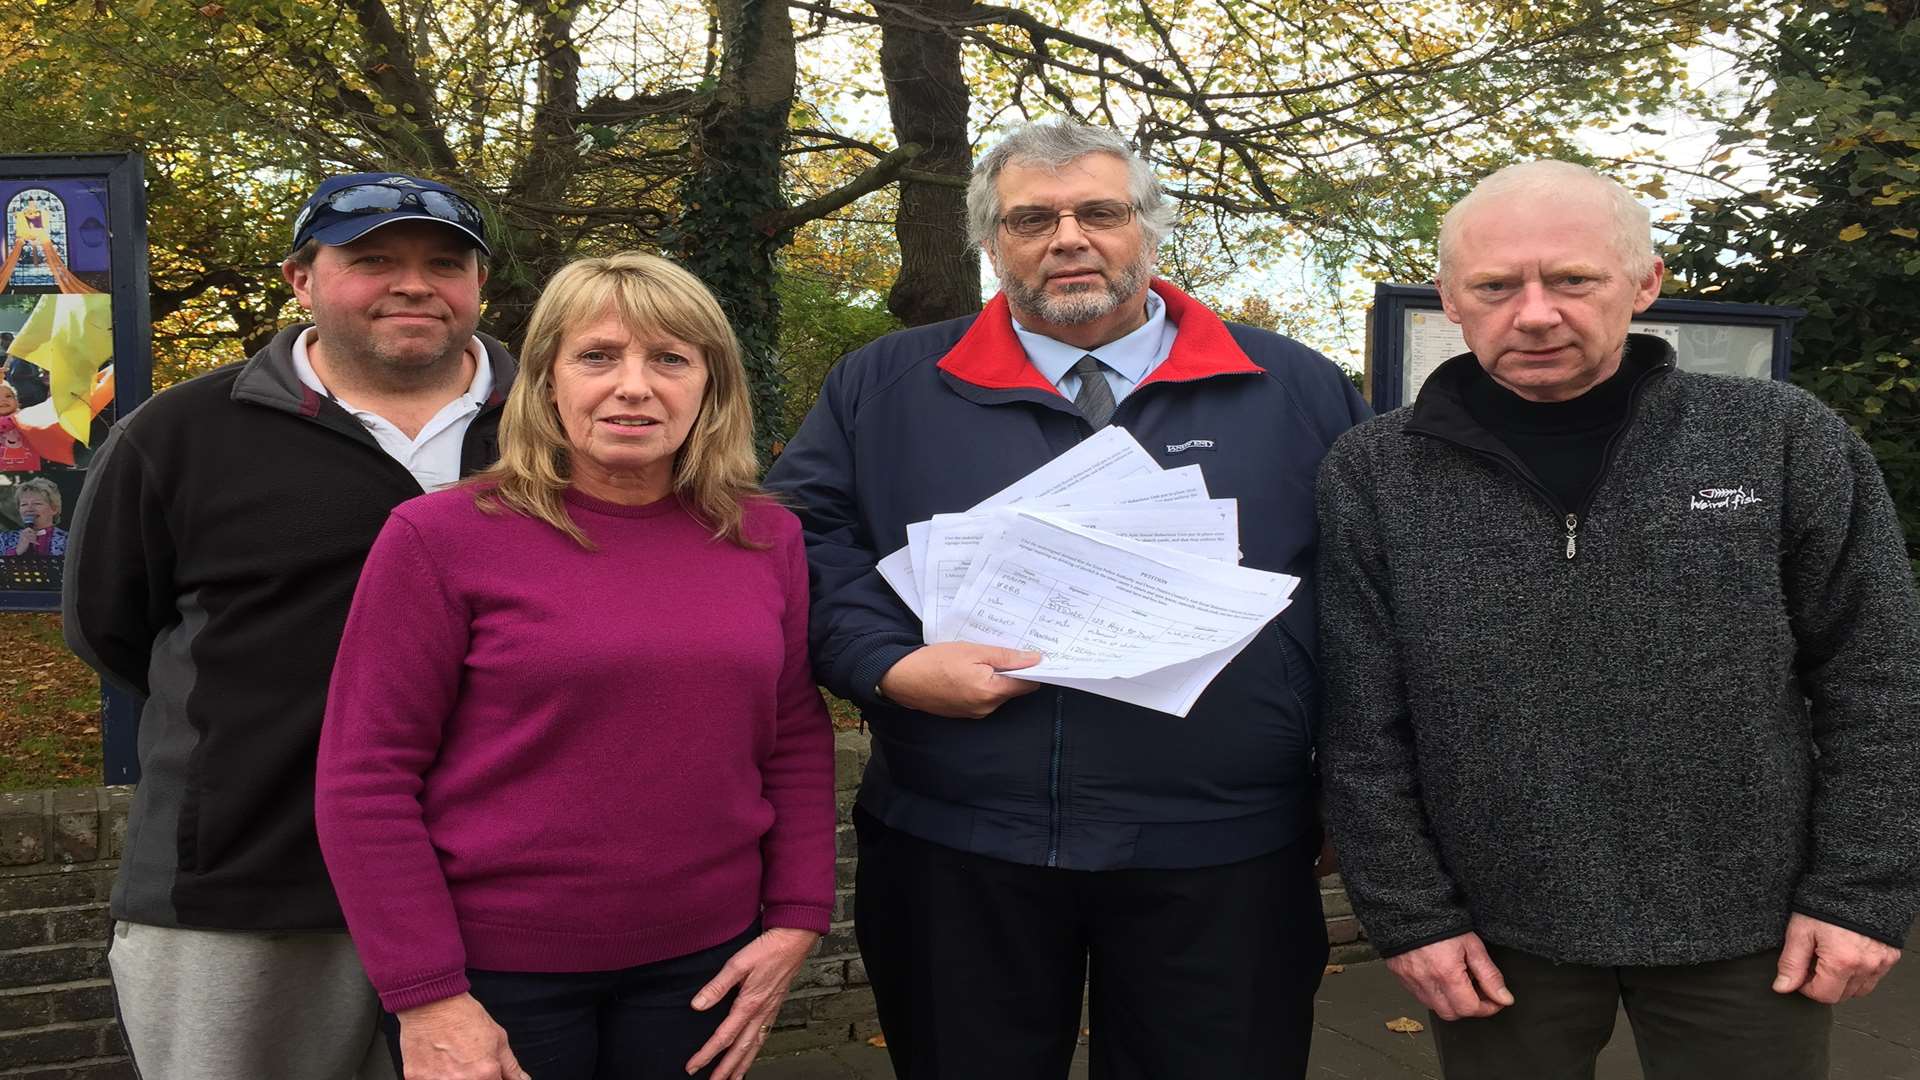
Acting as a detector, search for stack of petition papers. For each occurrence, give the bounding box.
[876,426,1300,717]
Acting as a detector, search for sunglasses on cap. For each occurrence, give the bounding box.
[291,184,486,241]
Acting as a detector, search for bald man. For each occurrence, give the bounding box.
[1317,160,1920,1079]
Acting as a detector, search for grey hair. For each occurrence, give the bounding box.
[1437,160,1657,284]
[966,120,1178,254]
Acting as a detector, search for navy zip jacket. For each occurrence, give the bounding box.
[765,281,1371,870]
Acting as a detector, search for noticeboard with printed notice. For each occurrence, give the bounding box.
[1366,283,1801,413]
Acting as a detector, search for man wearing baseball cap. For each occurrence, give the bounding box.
[64,172,516,1079]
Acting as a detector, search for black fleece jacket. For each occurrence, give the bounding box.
[63,324,515,930]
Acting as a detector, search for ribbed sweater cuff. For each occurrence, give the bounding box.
[1372,921,1478,960]
[1791,904,1910,950]
[849,641,919,707]
[380,969,472,1014]
[763,903,833,936]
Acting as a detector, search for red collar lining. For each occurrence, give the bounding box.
[936,280,1260,392]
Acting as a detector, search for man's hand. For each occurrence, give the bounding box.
[1773,913,1902,1003]
[1385,932,1515,1021]
[877,643,1043,718]
[395,993,528,1080]
[1314,832,1339,879]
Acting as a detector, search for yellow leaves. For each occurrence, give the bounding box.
[1864,0,1887,10]
[1870,184,1917,207]
[866,1033,887,1048]
[1324,963,1346,975]
[1892,228,1919,240]
[1837,223,1868,242]
[1385,1016,1426,1034]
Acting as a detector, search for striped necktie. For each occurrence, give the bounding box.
[1070,355,1116,429]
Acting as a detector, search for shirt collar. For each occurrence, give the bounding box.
[291,326,491,412]
[1011,289,1167,387]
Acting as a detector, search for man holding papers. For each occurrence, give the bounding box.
[765,119,1369,1079]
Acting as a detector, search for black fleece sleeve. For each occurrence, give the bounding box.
[62,422,178,698]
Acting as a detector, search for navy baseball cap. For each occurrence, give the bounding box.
[290,172,491,257]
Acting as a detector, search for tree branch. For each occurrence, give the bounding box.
[759,143,925,235]
[345,0,461,172]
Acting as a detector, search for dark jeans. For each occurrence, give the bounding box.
[1431,941,1832,1080]
[384,923,755,1080]
[854,807,1329,1080]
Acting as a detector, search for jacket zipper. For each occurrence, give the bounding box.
[1445,442,1577,558]
[1573,380,1656,554]
[1414,362,1669,560]
[1046,689,1064,867]
[1278,621,1319,752]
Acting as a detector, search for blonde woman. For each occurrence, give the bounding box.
[5,476,63,556]
[316,253,834,1080]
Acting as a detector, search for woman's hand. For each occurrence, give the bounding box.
[397,993,529,1080]
[684,927,820,1079]
[12,527,34,555]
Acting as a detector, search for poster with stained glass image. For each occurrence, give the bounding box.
[1,176,118,596]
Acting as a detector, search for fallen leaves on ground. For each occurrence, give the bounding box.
[1324,963,1345,975]
[0,613,102,788]
[1385,1016,1426,1034]
[866,1034,887,1048]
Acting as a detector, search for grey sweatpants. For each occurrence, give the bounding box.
[109,921,397,1080]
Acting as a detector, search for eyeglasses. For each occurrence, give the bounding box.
[998,200,1136,239]
[293,184,485,239]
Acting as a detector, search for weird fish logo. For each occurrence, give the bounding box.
[1690,486,1763,511]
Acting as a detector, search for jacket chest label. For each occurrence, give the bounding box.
[1690,485,1764,511]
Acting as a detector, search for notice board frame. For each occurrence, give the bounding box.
[1365,283,1803,412]
[1,153,150,784]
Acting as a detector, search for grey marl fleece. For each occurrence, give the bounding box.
[1316,336,1920,965]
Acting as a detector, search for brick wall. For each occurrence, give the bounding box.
[0,787,131,1079]
[0,734,1373,1071]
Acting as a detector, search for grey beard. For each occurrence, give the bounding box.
[1004,256,1152,327]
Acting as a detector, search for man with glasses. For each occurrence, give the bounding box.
[64,172,514,1080]
[766,120,1370,1078]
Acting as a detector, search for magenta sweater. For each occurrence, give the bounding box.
[314,487,835,1013]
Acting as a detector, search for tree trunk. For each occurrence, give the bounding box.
[880,0,980,326]
[674,0,796,460]
[485,0,588,350]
